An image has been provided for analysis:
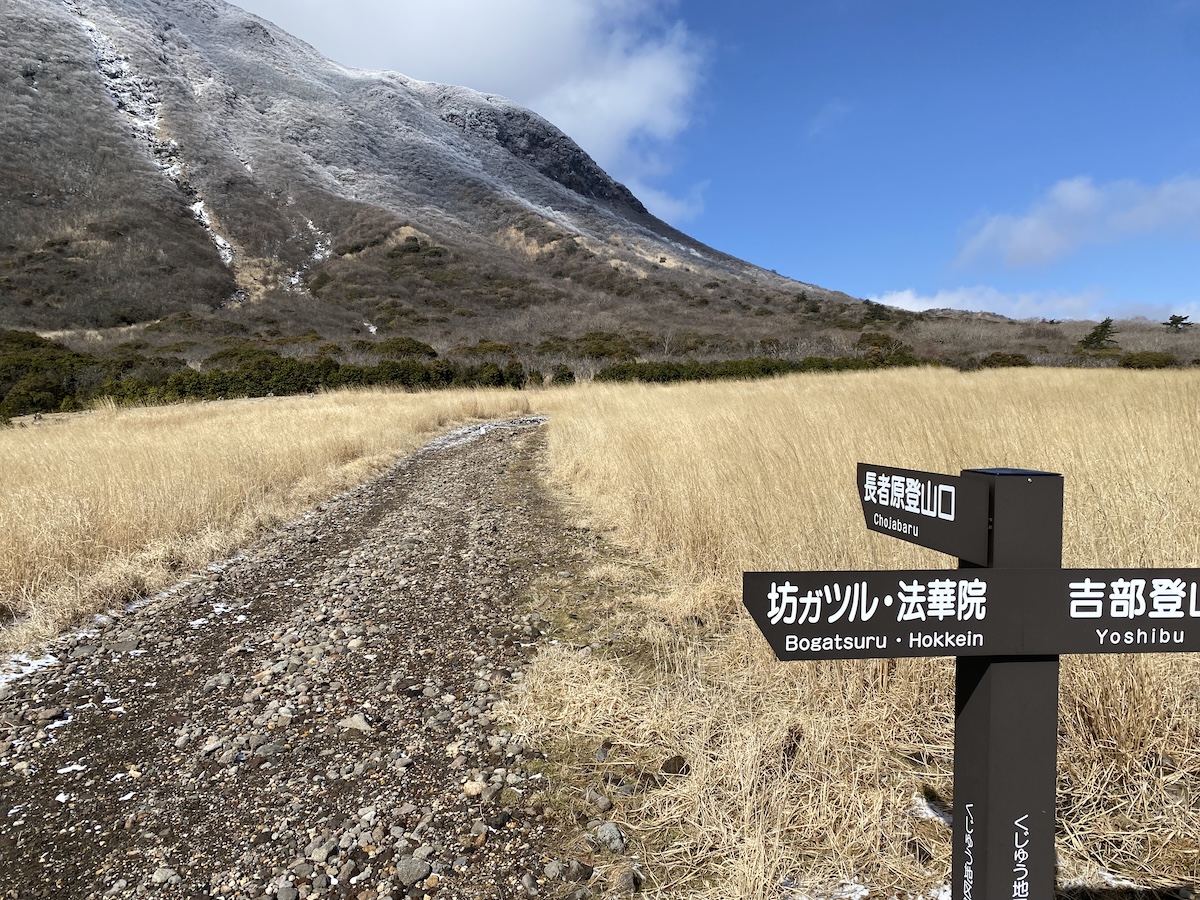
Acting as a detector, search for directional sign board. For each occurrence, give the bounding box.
[747,463,1200,900]
[858,463,991,565]
[744,568,1200,660]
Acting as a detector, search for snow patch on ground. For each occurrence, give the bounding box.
[190,201,234,266]
[62,0,235,268]
[418,418,548,455]
[308,220,332,262]
[285,220,332,291]
[0,654,59,688]
[911,792,953,827]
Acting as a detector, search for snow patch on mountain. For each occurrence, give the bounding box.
[62,0,235,268]
[285,220,331,291]
[189,201,233,266]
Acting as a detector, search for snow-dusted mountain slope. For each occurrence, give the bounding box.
[1,0,846,349]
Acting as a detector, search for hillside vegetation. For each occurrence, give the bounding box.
[3,370,1198,897]
[6,308,1200,423]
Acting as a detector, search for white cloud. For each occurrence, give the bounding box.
[231,0,707,222]
[807,98,853,138]
[625,178,708,223]
[958,175,1200,268]
[872,286,1104,320]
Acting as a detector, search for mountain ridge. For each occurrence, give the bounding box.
[4,0,842,341]
[5,0,1178,405]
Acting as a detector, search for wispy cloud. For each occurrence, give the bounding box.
[807,98,853,138]
[958,175,1200,268]
[232,0,708,223]
[872,286,1105,320]
[624,178,709,223]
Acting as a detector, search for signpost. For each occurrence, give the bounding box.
[744,465,1200,900]
[857,463,991,566]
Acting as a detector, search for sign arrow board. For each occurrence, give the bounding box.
[744,568,1200,659]
[858,463,991,565]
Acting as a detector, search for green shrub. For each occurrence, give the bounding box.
[307,271,332,295]
[1077,317,1120,351]
[575,332,637,361]
[979,352,1033,368]
[205,344,281,369]
[0,329,95,417]
[373,337,438,359]
[457,340,514,357]
[1118,351,1177,369]
[594,356,873,385]
[855,332,920,367]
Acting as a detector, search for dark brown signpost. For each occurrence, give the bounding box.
[744,465,1200,900]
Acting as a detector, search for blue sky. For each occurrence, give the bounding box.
[231,0,1200,322]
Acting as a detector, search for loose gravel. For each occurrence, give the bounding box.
[0,418,603,899]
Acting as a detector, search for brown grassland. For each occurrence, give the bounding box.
[2,369,1199,898]
[0,389,533,652]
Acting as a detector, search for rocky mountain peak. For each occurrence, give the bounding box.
[416,82,649,216]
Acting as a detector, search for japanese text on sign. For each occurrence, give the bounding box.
[962,804,975,900]
[1069,577,1200,619]
[767,578,988,625]
[862,470,957,521]
[1012,815,1030,899]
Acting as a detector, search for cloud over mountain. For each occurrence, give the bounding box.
[230,0,708,219]
[958,175,1200,268]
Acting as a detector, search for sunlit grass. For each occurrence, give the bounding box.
[512,369,1200,897]
[0,388,532,651]
[4,369,1199,897]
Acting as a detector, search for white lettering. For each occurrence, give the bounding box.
[908,630,984,650]
[1070,578,1106,618]
[937,484,956,521]
[788,634,890,654]
[1095,627,1185,646]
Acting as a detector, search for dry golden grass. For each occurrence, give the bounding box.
[0,388,532,652]
[510,368,1200,898]
[4,369,1199,897]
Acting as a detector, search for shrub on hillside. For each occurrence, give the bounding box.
[372,337,438,359]
[456,340,514,357]
[0,329,95,418]
[1118,351,1178,369]
[1076,318,1120,351]
[594,356,873,385]
[979,352,1033,368]
[855,332,920,367]
[204,344,282,370]
[575,332,637,361]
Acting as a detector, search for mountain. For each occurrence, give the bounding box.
[1,0,870,355]
[4,0,1139,400]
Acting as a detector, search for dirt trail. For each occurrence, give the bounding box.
[0,419,594,900]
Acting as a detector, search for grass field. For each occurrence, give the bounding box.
[517,369,1200,897]
[0,388,532,652]
[3,369,1199,897]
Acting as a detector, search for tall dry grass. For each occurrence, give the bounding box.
[0,388,532,652]
[511,369,1200,897]
[5,369,1199,896]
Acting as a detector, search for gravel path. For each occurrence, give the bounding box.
[0,418,596,900]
